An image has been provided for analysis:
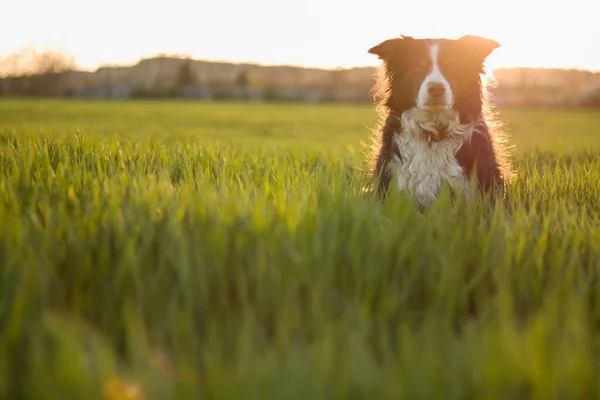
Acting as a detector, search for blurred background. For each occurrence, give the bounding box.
[1,0,599,108]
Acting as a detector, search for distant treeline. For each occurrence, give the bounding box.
[1,47,600,107]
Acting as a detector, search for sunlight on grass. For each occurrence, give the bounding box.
[0,100,600,399]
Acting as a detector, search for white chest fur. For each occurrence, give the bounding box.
[388,110,474,208]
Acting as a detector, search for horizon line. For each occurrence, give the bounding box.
[79,55,600,75]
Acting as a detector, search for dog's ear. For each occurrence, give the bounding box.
[368,36,411,61]
[458,35,500,60]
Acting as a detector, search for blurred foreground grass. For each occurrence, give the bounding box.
[1,100,600,399]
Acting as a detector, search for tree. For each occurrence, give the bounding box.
[329,68,349,88]
[0,46,76,77]
[36,50,76,74]
[235,70,249,88]
[175,59,196,88]
[324,68,349,101]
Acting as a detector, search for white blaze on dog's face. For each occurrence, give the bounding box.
[416,42,453,109]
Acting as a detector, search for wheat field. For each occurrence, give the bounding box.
[1,99,600,399]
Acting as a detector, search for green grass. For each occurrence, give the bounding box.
[1,99,600,399]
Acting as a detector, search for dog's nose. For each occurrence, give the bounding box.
[428,82,445,97]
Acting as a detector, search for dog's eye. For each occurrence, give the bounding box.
[413,60,429,71]
[442,59,456,68]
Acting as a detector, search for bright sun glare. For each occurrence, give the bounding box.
[2,0,599,71]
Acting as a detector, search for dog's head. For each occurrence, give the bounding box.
[368,35,500,123]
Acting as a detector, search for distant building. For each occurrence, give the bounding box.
[565,83,600,107]
[73,83,132,99]
[1,54,600,107]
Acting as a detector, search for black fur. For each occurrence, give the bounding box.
[455,122,502,191]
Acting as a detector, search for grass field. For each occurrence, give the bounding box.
[1,99,600,399]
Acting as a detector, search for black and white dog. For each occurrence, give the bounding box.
[366,35,513,208]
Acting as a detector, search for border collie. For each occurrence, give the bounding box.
[365,35,513,208]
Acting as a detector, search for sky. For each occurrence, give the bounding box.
[1,0,599,72]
